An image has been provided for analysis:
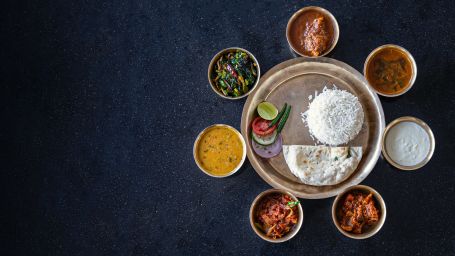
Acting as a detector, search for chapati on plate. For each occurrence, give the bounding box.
[283,145,362,186]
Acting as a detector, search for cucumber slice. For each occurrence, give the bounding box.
[252,130,277,146]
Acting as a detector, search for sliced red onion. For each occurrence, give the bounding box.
[252,134,283,158]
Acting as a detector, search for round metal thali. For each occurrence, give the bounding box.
[241,57,385,199]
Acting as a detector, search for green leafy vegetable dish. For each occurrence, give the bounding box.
[211,50,258,98]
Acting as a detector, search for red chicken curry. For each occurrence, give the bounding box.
[288,10,334,56]
[338,191,380,234]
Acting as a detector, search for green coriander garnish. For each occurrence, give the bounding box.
[287,201,300,207]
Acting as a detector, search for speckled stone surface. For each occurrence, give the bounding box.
[2,0,455,255]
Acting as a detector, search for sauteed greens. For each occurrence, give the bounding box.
[212,50,258,97]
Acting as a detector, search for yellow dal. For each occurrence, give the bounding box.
[197,127,243,175]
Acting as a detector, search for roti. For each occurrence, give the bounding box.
[283,145,362,186]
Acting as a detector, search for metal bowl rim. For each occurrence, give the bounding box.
[331,184,387,239]
[285,6,340,58]
[381,116,435,170]
[249,188,304,243]
[207,47,261,100]
[363,44,418,97]
[193,124,247,178]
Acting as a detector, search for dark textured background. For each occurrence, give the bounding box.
[2,0,455,255]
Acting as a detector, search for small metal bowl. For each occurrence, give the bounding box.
[382,116,435,171]
[193,124,247,178]
[332,185,386,239]
[249,189,303,243]
[286,6,339,57]
[207,47,261,100]
[363,44,417,97]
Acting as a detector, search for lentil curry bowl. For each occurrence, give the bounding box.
[193,124,246,177]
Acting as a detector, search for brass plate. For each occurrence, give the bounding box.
[241,57,385,199]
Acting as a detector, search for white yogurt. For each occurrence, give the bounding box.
[385,121,430,166]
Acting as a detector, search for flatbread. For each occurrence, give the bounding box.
[283,145,362,186]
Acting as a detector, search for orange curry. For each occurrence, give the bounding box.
[366,47,413,95]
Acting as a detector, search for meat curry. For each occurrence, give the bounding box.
[338,191,380,234]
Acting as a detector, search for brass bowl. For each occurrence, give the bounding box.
[249,189,303,243]
[207,47,261,100]
[286,6,340,57]
[382,116,435,170]
[363,44,417,97]
[193,124,247,178]
[332,185,386,239]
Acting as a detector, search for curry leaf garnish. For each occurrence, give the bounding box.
[287,201,300,207]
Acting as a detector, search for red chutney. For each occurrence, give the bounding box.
[254,193,299,239]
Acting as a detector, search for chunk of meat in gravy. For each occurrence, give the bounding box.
[301,17,329,56]
[339,192,380,234]
[363,194,379,225]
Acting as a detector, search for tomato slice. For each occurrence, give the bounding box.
[252,117,277,136]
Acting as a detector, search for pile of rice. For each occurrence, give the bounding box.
[301,87,364,146]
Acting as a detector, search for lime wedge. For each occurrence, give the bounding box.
[257,102,278,120]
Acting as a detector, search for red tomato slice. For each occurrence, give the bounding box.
[252,117,277,136]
